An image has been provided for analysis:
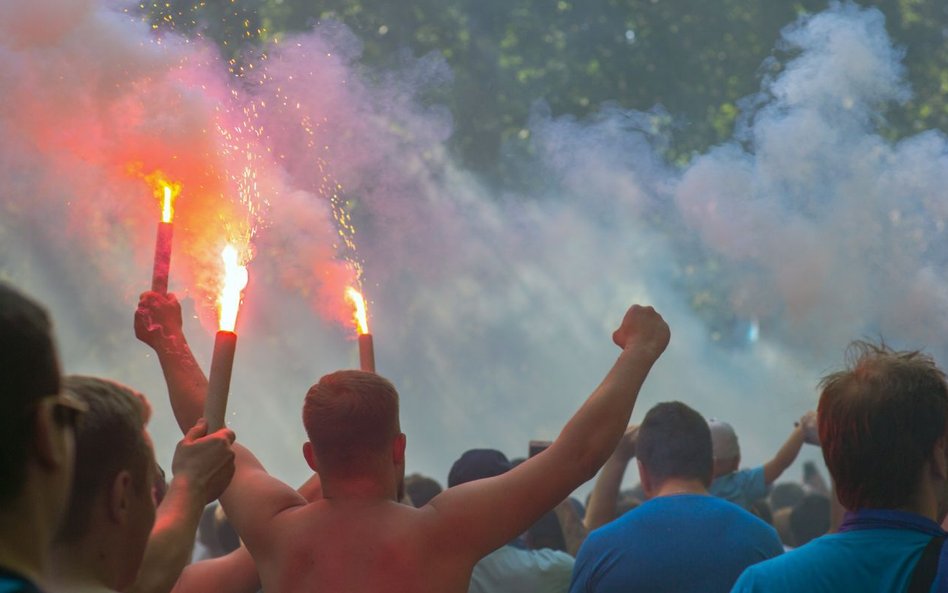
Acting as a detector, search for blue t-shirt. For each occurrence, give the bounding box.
[731,527,942,593]
[709,466,768,509]
[569,494,782,593]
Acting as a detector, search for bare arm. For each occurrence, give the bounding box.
[553,499,587,556]
[170,473,321,593]
[127,420,236,593]
[136,292,307,556]
[427,305,669,562]
[583,426,637,532]
[762,411,817,485]
[170,545,259,593]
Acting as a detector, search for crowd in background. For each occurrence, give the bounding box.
[3,281,947,593]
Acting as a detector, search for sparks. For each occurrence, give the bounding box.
[218,245,249,332]
[345,287,369,335]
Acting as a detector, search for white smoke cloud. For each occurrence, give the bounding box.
[4,1,935,496]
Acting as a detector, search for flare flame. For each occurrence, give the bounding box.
[345,287,369,335]
[218,245,249,332]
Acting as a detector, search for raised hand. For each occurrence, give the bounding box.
[135,291,185,348]
[612,304,671,360]
[172,418,237,504]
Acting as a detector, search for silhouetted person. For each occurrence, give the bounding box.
[0,283,85,593]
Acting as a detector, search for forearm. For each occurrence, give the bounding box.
[583,453,630,531]
[171,544,259,593]
[764,426,806,484]
[126,476,206,593]
[554,499,587,556]
[152,330,209,434]
[552,349,657,484]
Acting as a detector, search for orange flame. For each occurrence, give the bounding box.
[218,245,249,332]
[144,171,182,223]
[345,287,369,335]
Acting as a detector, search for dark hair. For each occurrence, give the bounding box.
[770,482,806,511]
[302,371,400,476]
[404,473,443,508]
[637,402,713,487]
[819,341,948,510]
[789,494,830,546]
[0,283,60,503]
[56,376,152,542]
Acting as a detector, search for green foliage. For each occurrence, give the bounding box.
[143,0,948,184]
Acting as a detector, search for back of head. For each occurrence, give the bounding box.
[447,449,511,487]
[0,283,60,503]
[819,341,948,511]
[637,402,713,487]
[404,473,443,508]
[302,370,400,476]
[56,376,152,542]
[789,494,830,547]
[770,482,806,512]
[708,419,740,462]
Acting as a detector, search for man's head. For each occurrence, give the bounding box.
[447,449,511,487]
[819,341,948,512]
[404,473,443,508]
[0,282,68,505]
[56,376,156,590]
[302,370,404,481]
[636,402,713,496]
[708,419,741,478]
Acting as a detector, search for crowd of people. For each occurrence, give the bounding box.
[2,281,947,593]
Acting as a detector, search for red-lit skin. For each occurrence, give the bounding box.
[151,222,173,294]
[136,292,670,593]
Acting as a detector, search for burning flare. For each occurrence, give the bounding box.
[144,171,182,223]
[218,245,249,332]
[345,287,369,335]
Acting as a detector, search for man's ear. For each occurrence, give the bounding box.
[637,459,653,498]
[108,470,134,525]
[931,437,948,481]
[303,441,320,473]
[393,433,407,466]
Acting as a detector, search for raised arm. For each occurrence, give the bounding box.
[763,411,818,485]
[427,304,669,562]
[583,425,637,532]
[134,292,208,433]
[170,473,322,593]
[127,420,236,593]
[135,292,307,555]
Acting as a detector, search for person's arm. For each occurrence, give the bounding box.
[136,292,308,556]
[170,473,322,593]
[583,426,637,531]
[426,304,669,562]
[126,420,236,593]
[762,411,817,485]
[553,499,587,556]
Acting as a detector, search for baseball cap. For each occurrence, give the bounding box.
[448,449,511,487]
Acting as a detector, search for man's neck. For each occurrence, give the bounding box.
[0,498,52,586]
[321,472,398,501]
[48,538,114,593]
[652,477,708,498]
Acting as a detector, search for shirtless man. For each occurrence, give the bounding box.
[135,292,669,593]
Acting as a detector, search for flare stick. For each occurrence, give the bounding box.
[151,222,173,293]
[205,330,237,431]
[359,333,375,373]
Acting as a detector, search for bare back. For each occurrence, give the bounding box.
[257,499,474,593]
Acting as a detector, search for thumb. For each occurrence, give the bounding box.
[185,418,209,442]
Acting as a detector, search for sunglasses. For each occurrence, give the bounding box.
[48,392,89,428]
